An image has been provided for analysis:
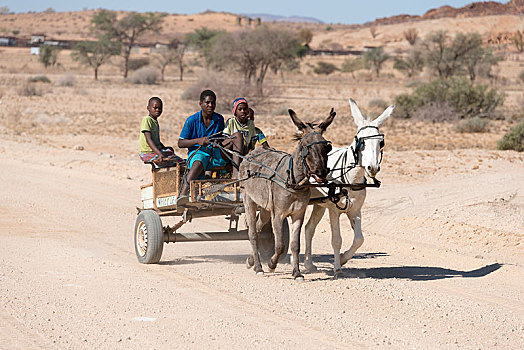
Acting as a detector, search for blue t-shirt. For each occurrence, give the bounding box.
[179,110,225,153]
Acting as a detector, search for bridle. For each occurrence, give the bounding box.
[351,126,385,166]
[295,131,332,184]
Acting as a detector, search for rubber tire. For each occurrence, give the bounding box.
[134,210,164,264]
[258,218,289,263]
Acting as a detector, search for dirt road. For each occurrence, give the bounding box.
[0,138,523,349]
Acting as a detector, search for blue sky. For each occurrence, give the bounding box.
[3,1,510,24]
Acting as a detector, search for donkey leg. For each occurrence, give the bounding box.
[303,204,326,273]
[289,213,305,281]
[340,210,363,266]
[267,213,285,272]
[245,197,264,275]
[248,209,270,269]
[327,206,343,278]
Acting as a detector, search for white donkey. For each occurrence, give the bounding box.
[303,98,394,278]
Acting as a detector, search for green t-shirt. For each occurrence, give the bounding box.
[139,115,161,153]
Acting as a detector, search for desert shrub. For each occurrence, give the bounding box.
[453,117,489,133]
[17,83,42,96]
[127,57,150,71]
[28,75,50,83]
[394,77,504,119]
[368,99,389,110]
[127,66,159,84]
[497,122,524,151]
[181,72,268,113]
[519,70,524,83]
[313,61,338,75]
[56,73,75,87]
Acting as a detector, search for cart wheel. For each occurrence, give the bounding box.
[134,210,164,264]
[258,218,289,263]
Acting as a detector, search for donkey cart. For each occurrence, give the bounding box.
[134,163,290,264]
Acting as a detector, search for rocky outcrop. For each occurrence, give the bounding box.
[366,0,524,27]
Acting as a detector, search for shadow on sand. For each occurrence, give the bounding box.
[159,252,502,282]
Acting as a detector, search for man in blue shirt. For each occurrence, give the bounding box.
[178,90,243,204]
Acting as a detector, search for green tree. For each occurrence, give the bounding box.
[393,48,424,77]
[313,61,338,75]
[208,26,303,95]
[422,31,494,80]
[298,28,313,47]
[341,57,365,78]
[71,38,121,80]
[512,30,523,53]
[91,10,165,78]
[39,44,61,68]
[185,27,223,66]
[363,47,390,77]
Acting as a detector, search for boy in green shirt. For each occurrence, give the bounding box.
[139,97,184,165]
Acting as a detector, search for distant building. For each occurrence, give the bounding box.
[149,42,168,54]
[0,36,16,46]
[31,33,45,44]
[30,46,39,55]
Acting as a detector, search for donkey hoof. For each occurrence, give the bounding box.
[303,264,318,274]
[294,276,305,282]
[333,269,343,280]
[246,257,254,269]
[256,271,265,276]
[268,268,275,273]
[340,254,349,266]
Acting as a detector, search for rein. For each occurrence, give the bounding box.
[206,131,331,194]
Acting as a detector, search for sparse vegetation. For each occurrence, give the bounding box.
[422,31,500,81]
[453,117,489,133]
[28,75,51,83]
[363,47,390,77]
[403,28,418,45]
[127,66,159,84]
[393,49,424,77]
[39,45,61,68]
[91,10,165,78]
[341,57,365,78]
[394,77,504,119]
[18,83,42,97]
[519,70,524,83]
[206,26,304,95]
[497,122,524,151]
[369,27,378,39]
[513,30,523,53]
[56,73,76,87]
[71,38,120,80]
[154,37,187,81]
[313,61,338,75]
[128,57,150,71]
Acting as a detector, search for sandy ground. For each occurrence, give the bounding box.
[0,131,522,349]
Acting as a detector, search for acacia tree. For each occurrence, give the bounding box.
[341,57,365,78]
[185,27,223,66]
[363,47,390,77]
[208,26,303,95]
[154,37,187,81]
[91,10,165,78]
[423,31,500,80]
[39,45,61,68]
[393,48,424,77]
[71,37,121,80]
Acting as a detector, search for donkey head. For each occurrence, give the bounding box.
[288,108,336,183]
[349,98,394,178]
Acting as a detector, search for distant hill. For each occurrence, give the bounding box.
[367,0,524,26]
[242,13,323,24]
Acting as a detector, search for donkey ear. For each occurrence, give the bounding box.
[319,107,336,133]
[289,109,307,131]
[372,104,395,128]
[349,98,365,128]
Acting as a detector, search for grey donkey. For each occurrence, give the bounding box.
[240,108,336,280]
